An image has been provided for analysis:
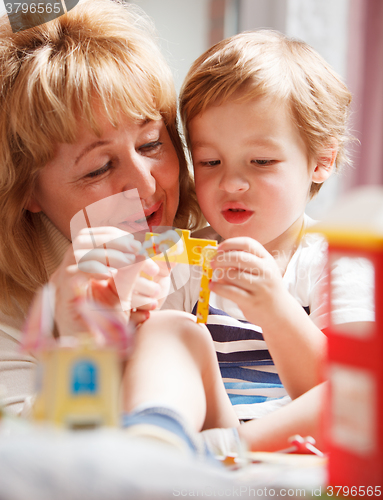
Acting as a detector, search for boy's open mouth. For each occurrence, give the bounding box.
[222,207,253,224]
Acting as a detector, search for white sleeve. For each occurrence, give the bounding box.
[309,255,375,331]
[329,255,375,325]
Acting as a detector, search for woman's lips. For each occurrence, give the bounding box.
[145,202,163,231]
[116,201,163,232]
[221,208,254,224]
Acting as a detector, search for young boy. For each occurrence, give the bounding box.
[163,30,374,426]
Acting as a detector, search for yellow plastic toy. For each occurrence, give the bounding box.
[143,229,218,322]
[196,246,217,323]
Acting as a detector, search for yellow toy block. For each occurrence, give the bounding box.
[143,229,218,323]
[143,229,217,266]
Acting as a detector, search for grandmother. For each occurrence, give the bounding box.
[0,0,222,421]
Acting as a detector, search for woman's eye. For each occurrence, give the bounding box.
[139,141,162,154]
[86,162,113,178]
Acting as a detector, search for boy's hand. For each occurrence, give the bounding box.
[210,237,288,326]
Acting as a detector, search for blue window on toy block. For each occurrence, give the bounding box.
[71,360,98,395]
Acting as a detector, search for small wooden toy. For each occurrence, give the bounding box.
[143,229,218,323]
[310,186,383,488]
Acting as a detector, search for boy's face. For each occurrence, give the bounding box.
[188,95,320,251]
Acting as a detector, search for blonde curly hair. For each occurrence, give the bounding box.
[0,0,202,314]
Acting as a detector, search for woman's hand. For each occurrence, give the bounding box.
[50,227,145,337]
[129,256,174,327]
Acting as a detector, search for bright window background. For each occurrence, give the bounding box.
[130,0,349,219]
[0,0,381,216]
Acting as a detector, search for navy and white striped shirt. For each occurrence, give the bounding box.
[191,303,290,419]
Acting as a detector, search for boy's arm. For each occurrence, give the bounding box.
[237,383,326,452]
[259,289,327,398]
[210,237,326,399]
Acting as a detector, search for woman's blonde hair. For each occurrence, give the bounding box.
[0,0,201,314]
[180,30,353,196]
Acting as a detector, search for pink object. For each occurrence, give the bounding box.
[279,435,325,457]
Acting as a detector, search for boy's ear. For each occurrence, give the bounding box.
[312,138,338,184]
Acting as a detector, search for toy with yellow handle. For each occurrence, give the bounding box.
[196,245,217,323]
[142,229,218,323]
[142,229,217,265]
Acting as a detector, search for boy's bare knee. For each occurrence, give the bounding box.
[139,310,212,349]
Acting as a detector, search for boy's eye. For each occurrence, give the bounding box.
[252,159,274,166]
[86,162,113,178]
[200,160,221,166]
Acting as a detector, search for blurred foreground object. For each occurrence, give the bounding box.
[313,186,382,488]
[22,285,133,429]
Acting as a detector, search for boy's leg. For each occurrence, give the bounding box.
[122,310,239,431]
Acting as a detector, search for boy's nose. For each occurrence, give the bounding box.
[218,170,250,193]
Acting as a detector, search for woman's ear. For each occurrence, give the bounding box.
[25,194,42,213]
[312,138,338,184]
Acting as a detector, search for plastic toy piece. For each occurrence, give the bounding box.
[140,229,184,259]
[143,229,217,266]
[143,229,218,323]
[196,246,217,323]
[278,435,325,457]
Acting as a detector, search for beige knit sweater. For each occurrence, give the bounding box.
[0,214,70,416]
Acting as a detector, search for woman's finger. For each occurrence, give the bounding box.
[75,231,141,254]
[76,247,136,269]
[132,275,161,298]
[76,259,117,276]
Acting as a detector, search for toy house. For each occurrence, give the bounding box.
[23,285,130,429]
[33,338,120,429]
[312,186,383,487]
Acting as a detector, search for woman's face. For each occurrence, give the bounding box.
[28,110,180,239]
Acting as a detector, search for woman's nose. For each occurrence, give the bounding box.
[218,168,250,193]
[121,156,156,199]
